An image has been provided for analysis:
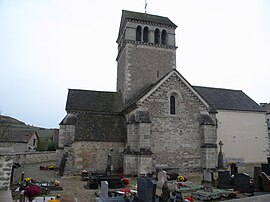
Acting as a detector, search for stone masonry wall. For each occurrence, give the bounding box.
[14,151,57,165]
[117,43,176,104]
[72,141,125,173]
[140,73,211,171]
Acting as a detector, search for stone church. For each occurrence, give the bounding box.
[58,10,220,175]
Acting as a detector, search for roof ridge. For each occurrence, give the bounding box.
[122,10,171,20]
[68,89,119,94]
[193,85,242,92]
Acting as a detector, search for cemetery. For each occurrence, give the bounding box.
[1,156,269,201]
[1,140,270,201]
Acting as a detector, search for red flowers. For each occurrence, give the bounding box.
[121,178,129,185]
[24,186,41,197]
[119,188,131,194]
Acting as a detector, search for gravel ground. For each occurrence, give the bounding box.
[12,161,97,202]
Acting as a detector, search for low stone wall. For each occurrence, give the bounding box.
[14,151,57,165]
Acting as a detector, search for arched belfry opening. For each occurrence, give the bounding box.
[136,26,142,41]
[143,27,149,42]
[154,28,160,44]
[161,30,167,45]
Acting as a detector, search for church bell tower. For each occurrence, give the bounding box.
[116,10,178,105]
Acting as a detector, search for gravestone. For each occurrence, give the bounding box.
[167,172,179,181]
[230,163,238,176]
[157,170,167,188]
[267,157,270,164]
[203,169,214,183]
[218,171,233,189]
[261,163,270,176]
[100,181,109,199]
[161,181,170,202]
[254,167,262,191]
[137,178,157,202]
[217,141,224,169]
[234,173,254,193]
[87,176,99,189]
[262,172,270,192]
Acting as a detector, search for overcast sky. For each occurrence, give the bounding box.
[0,0,269,128]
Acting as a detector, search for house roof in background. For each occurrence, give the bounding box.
[0,130,37,143]
[66,89,123,113]
[194,86,265,112]
[261,103,270,114]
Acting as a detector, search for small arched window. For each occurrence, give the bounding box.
[161,30,167,45]
[136,26,142,41]
[170,95,176,115]
[143,27,149,42]
[154,28,160,44]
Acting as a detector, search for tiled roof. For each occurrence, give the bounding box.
[121,10,177,28]
[0,130,37,143]
[66,89,123,113]
[74,113,126,142]
[194,86,265,112]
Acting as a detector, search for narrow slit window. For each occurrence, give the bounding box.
[170,96,176,114]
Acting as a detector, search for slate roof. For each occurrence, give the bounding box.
[66,89,123,113]
[121,10,177,28]
[74,113,126,142]
[194,86,265,112]
[0,130,37,143]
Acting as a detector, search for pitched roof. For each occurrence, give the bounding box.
[74,113,126,142]
[66,89,123,113]
[123,69,211,112]
[121,10,177,28]
[194,86,265,112]
[0,130,37,143]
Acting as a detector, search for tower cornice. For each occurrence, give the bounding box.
[116,40,178,61]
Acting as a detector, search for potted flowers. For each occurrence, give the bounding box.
[24,185,41,202]
[121,178,129,187]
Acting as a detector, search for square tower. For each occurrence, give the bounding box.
[116,10,178,105]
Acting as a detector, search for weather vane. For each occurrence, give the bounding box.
[145,0,148,13]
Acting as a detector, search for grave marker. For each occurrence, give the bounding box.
[234,173,254,193]
[254,167,262,191]
[261,163,270,176]
[137,178,157,202]
[218,171,233,189]
[157,170,167,188]
[203,169,214,183]
[100,181,109,199]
